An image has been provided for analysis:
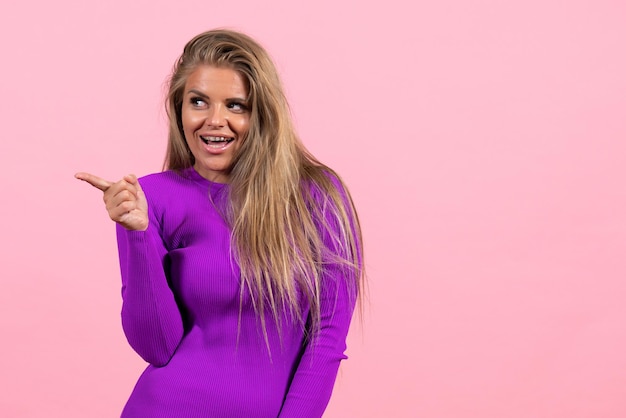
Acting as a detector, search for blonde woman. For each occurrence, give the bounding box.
[76,29,363,418]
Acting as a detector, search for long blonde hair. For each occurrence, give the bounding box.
[164,29,363,342]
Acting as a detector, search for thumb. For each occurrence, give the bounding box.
[124,174,144,194]
[124,174,148,208]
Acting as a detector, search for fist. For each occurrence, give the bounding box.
[75,172,149,231]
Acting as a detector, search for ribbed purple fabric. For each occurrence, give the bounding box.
[116,167,356,418]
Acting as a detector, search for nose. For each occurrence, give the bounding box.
[206,104,227,127]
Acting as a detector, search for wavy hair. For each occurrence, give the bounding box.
[163,29,363,344]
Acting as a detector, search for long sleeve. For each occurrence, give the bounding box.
[116,193,184,367]
[279,176,361,417]
[115,169,362,417]
[278,265,356,418]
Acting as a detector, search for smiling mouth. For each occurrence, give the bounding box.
[200,136,235,148]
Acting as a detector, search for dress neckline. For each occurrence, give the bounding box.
[183,166,228,188]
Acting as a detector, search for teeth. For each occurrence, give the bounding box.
[201,136,231,142]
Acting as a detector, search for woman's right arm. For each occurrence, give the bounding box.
[76,172,184,366]
[116,219,184,367]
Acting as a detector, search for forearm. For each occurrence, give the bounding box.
[117,224,184,366]
[278,350,345,417]
[279,268,356,417]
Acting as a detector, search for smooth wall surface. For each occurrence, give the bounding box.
[1,1,625,417]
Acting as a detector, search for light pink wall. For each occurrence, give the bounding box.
[1,1,625,417]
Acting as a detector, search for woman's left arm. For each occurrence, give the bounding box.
[278,265,357,418]
[279,177,361,418]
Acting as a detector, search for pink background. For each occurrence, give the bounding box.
[1,0,625,417]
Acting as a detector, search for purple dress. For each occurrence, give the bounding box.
[116,167,356,417]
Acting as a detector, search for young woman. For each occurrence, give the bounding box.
[76,29,363,417]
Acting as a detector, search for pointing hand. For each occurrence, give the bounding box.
[75,172,149,231]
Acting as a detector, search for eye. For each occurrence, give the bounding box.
[227,101,248,112]
[189,97,207,108]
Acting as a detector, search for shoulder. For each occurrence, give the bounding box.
[137,169,200,210]
[303,168,357,235]
[305,168,351,207]
[138,170,186,189]
[138,168,203,196]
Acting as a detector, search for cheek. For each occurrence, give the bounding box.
[182,113,200,160]
[182,108,203,135]
[234,116,250,135]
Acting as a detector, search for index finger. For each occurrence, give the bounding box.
[75,172,113,192]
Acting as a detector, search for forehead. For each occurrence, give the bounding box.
[185,65,248,97]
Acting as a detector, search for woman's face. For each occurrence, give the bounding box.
[181,65,250,183]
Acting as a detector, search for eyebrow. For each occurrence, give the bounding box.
[187,89,209,100]
[186,89,247,102]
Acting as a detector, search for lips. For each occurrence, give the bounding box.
[200,135,235,149]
